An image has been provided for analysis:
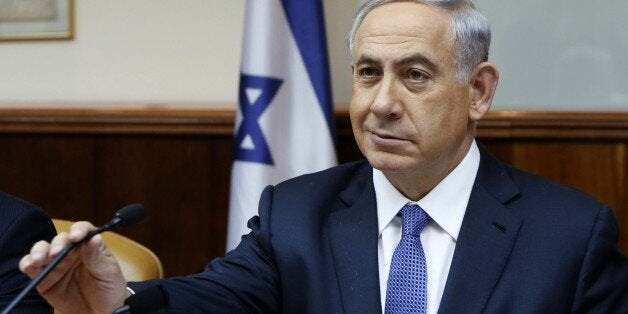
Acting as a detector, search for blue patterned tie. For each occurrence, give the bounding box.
[385,204,431,313]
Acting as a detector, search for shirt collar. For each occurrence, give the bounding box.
[374,140,481,241]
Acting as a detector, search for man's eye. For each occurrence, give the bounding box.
[407,69,427,82]
[358,67,378,78]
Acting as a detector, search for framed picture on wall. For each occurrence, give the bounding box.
[0,0,73,41]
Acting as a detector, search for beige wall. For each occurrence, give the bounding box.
[1,0,626,111]
[0,0,359,107]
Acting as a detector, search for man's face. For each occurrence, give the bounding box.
[350,2,475,179]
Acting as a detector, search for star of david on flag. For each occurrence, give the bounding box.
[235,74,283,165]
[226,0,337,250]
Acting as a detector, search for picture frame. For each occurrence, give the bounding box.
[0,0,73,41]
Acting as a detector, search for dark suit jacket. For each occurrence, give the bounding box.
[0,190,56,313]
[132,149,627,313]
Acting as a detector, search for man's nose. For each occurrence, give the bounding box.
[370,76,402,119]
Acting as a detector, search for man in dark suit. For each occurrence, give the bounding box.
[19,0,627,313]
[0,190,55,313]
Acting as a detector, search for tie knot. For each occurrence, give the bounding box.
[400,204,430,236]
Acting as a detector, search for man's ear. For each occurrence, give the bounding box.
[468,62,499,121]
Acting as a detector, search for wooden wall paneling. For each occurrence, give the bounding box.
[0,134,96,221]
[94,135,231,276]
[334,113,363,163]
[335,135,363,163]
[510,141,621,208]
[203,134,234,260]
[0,107,626,275]
[511,141,622,205]
[478,140,515,165]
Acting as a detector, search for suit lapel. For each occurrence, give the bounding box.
[438,149,523,313]
[327,164,382,314]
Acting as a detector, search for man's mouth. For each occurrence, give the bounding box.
[368,130,409,146]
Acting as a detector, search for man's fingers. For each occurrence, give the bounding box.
[19,240,50,278]
[82,234,105,262]
[81,234,119,274]
[29,240,51,263]
[19,221,100,284]
[68,221,98,243]
[49,232,70,256]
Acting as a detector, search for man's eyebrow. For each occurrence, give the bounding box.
[354,55,379,67]
[353,53,439,73]
[398,53,439,72]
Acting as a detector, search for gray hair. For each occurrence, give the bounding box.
[347,0,491,82]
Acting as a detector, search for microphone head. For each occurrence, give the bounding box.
[115,204,147,227]
[126,285,168,312]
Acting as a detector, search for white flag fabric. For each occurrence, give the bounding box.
[226,0,337,251]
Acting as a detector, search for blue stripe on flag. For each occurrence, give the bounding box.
[280,0,335,136]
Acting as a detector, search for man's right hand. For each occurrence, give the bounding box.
[19,221,128,314]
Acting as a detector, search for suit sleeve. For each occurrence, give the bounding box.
[0,204,56,313]
[129,185,280,313]
[571,205,628,313]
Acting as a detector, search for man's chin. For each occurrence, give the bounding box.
[366,154,416,174]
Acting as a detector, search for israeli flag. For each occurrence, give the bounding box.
[226,0,337,250]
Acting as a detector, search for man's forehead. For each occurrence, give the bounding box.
[355,2,453,51]
[353,2,454,64]
[358,2,451,33]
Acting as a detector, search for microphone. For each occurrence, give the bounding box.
[1,204,147,314]
[112,285,168,313]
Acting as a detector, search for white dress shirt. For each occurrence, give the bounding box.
[375,141,480,313]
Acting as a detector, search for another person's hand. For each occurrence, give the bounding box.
[19,221,127,314]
